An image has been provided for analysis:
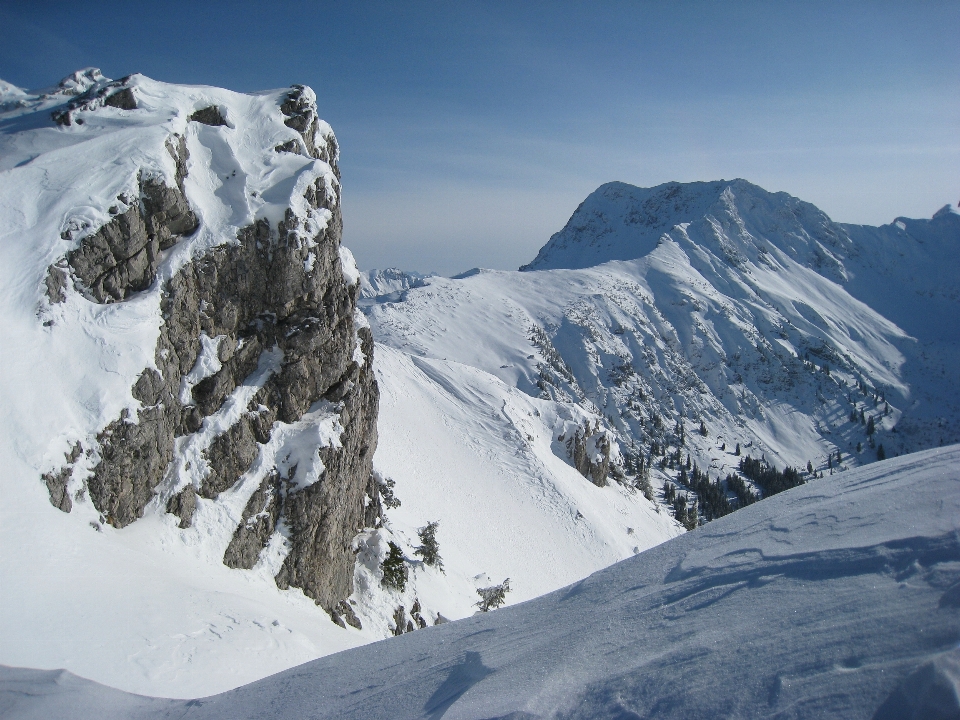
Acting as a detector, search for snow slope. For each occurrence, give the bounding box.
[369,345,680,610]
[5,444,958,719]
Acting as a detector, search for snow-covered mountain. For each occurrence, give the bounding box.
[370,179,958,486]
[5,444,959,719]
[0,72,681,699]
[358,267,432,301]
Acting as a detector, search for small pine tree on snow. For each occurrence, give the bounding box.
[699,420,708,437]
[735,443,741,456]
[476,579,510,612]
[807,460,813,474]
[857,441,863,453]
[381,541,408,592]
[866,416,876,436]
[414,521,443,571]
[877,444,886,461]
[376,474,401,510]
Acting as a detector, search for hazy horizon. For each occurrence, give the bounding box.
[3,0,957,275]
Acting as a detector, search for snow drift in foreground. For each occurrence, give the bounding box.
[3,444,958,720]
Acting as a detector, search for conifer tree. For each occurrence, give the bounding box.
[877,444,886,461]
[415,521,443,571]
[476,579,510,611]
[866,416,876,436]
[381,541,408,591]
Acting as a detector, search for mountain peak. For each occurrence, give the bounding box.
[520,178,840,273]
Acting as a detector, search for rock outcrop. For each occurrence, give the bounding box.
[41,82,380,612]
[567,422,612,486]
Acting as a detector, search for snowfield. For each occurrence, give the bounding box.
[3,444,959,719]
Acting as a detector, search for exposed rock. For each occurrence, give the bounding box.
[568,422,611,486]
[44,264,68,304]
[166,485,196,529]
[61,90,379,612]
[339,601,363,630]
[274,139,301,155]
[280,85,339,171]
[43,468,72,513]
[188,106,227,126]
[88,405,177,527]
[103,87,137,110]
[200,417,262,499]
[363,472,386,528]
[41,441,84,512]
[328,600,362,630]
[411,599,427,629]
[52,75,139,126]
[223,471,283,569]
[56,138,198,305]
[274,324,379,609]
[392,606,408,636]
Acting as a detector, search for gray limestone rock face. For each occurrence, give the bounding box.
[44,264,68,305]
[51,89,379,612]
[88,405,177,527]
[166,485,196,529]
[275,324,379,609]
[43,468,72,513]
[568,423,611,487]
[188,106,227,126]
[280,85,339,171]
[223,471,284,570]
[54,137,198,305]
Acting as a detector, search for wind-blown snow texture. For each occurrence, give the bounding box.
[3,445,959,719]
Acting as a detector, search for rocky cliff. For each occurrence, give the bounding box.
[12,71,380,613]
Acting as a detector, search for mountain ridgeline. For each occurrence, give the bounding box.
[368,178,959,529]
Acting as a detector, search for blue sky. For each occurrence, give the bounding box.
[2,1,957,275]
